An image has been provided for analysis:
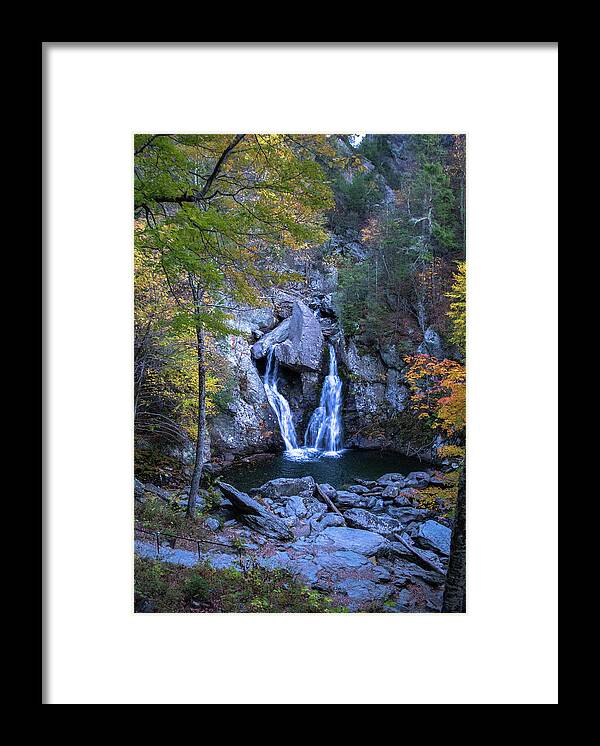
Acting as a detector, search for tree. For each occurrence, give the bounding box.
[447,260,466,354]
[403,351,466,612]
[134,134,334,517]
[442,463,466,612]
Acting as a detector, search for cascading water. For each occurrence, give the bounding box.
[304,345,343,454]
[261,343,343,460]
[263,346,299,452]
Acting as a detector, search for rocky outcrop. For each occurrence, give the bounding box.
[218,482,294,541]
[251,300,324,373]
[209,334,280,458]
[417,327,446,359]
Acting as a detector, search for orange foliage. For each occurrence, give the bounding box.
[404,354,466,437]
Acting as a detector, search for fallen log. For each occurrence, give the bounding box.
[315,483,344,518]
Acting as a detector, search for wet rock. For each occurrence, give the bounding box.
[315,526,387,556]
[414,520,452,556]
[241,514,294,541]
[385,369,409,411]
[203,517,220,532]
[283,495,309,518]
[428,474,447,487]
[346,341,386,382]
[384,588,414,612]
[392,558,445,586]
[344,508,402,538]
[272,290,298,320]
[379,343,406,371]
[250,299,325,371]
[230,305,276,336]
[381,484,401,499]
[355,479,378,488]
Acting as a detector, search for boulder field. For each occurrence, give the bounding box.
[135,468,455,612]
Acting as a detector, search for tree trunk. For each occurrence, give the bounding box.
[442,463,466,612]
[187,324,207,519]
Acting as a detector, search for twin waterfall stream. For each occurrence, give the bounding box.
[263,345,343,460]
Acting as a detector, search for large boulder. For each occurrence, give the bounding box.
[315,526,387,556]
[256,476,316,500]
[251,300,324,373]
[332,490,370,509]
[343,508,402,538]
[250,317,291,359]
[414,520,452,556]
[274,301,324,372]
[218,483,293,542]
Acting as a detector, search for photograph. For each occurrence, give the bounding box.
[133,133,466,613]
[44,42,557,704]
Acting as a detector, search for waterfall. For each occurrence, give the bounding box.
[263,347,299,452]
[304,345,343,454]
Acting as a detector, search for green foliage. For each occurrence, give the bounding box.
[134,556,348,613]
[446,261,466,354]
[330,171,384,230]
[134,134,335,462]
[136,496,190,535]
[358,135,402,188]
[333,134,465,348]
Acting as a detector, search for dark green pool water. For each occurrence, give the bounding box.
[221,449,428,493]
